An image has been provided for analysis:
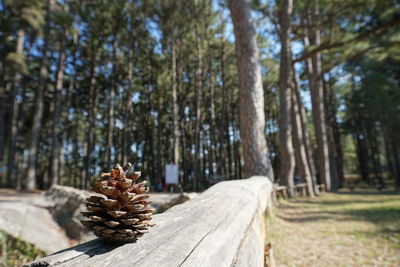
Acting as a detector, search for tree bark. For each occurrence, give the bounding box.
[293,70,319,194]
[332,109,344,187]
[278,0,295,196]
[207,40,216,179]
[6,29,25,188]
[84,50,98,188]
[122,57,133,165]
[26,3,52,190]
[305,6,332,191]
[228,0,274,179]
[171,37,180,166]
[6,81,18,188]
[355,132,370,184]
[385,130,399,184]
[218,13,227,177]
[193,0,203,189]
[292,80,315,197]
[324,74,343,188]
[0,63,5,169]
[26,0,57,190]
[367,127,385,188]
[0,96,4,169]
[105,38,118,166]
[49,36,66,185]
[390,133,400,189]
[64,32,78,187]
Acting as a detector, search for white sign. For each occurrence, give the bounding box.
[165,164,179,184]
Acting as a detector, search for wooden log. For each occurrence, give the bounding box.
[295,183,307,196]
[271,187,278,205]
[27,176,273,267]
[292,186,298,197]
[274,185,288,199]
[275,185,288,199]
[318,184,326,192]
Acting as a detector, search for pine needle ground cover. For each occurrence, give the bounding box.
[267,191,400,266]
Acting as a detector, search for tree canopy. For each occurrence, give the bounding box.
[0,0,399,191]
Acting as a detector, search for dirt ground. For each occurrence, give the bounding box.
[266,190,400,266]
[0,189,41,202]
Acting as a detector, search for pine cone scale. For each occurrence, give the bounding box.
[81,163,155,242]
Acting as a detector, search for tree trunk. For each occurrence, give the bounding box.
[384,130,398,182]
[84,51,98,188]
[355,132,370,184]
[304,6,332,190]
[171,37,180,166]
[105,39,118,166]
[332,111,344,188]
[26,0,56,190]
[293,69,319,194]
[26,5,52,190]
[227,73,234,179]
[278,0,295,196]
[219,12,227,177]
[6,29,25,188]
[234,119,242,179]
[292,71,315,197]
[0,90,6,165]
[367,127,385,188]
[0,60,5,170]
[325,66,345,190]
[219,77,227,176]
[390,133,400,189]
[122,57,133,165]
[193,0,203,190]
[6,82,18,188]
[105,85,115,166]
[292,91,315,197]
[155,80,163,185]
[323,76,340,190]
[208,44,216,179]
[49,36,66,185]
[228,0,274,179]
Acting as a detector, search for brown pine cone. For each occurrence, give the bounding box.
[81,163,155,242]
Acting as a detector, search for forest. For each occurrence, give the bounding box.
[0,0,399,194]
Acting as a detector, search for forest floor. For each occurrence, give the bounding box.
[266,189,400,266]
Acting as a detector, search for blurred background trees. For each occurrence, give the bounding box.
[0,0,399,192]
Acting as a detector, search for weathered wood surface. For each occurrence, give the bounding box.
[27,176,273,267]
[272,183,311,200]
[318,184,326,192]
[273,185,288,200]
[295,183,307,196]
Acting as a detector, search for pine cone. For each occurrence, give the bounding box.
[81,163,155,242]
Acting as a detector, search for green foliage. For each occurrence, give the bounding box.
[344,56,400,135]
[341,55,400,182]
[4,0,45,30]
[0,0,399,190]
[342,134,358,174]
[0,231,46,267]
[5,52,27,74]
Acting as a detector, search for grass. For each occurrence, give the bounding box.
[0,231,46,267]
[266,189,400,266]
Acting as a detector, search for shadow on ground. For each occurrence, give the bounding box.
[277,191,400,226]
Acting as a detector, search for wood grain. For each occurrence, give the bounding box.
[27,176,273,267]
